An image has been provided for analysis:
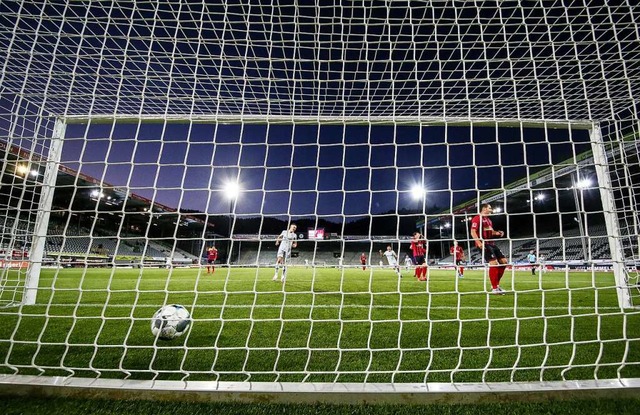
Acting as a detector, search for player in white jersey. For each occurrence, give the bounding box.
[273,224,298,282]
[379,245,402,278]
[539,254,548,273]
[403,254,413,270]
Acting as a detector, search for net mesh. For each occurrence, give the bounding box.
[1,1,637,120]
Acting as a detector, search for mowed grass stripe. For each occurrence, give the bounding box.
[0,267,637,383]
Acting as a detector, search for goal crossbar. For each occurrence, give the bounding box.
[60,114,594,129]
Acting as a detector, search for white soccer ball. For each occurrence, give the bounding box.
[151,304,191,340]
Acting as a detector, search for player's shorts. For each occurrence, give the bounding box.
[454,258,463,266]
[277,248,290,259]
[413,255,425,265]
[207,259,216,265]
[386,260,398,267]
[483,244,505,262]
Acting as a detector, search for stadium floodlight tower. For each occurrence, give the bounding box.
[410,185,427,204]
[1,0,640,407]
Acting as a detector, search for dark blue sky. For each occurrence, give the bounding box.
[59,122,590,219]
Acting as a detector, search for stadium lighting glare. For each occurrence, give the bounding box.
[90,190,104,199]
[223,180,242,200]
[494,206,502,213]
[410,185,426,200]
[29,170,39,177]
[15,165,29,176]
[575,179,592,189]
[444,222,451,228]
[534,194,546,201]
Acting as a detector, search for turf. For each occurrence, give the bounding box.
[0,266,638,383]
[1,396,639,415]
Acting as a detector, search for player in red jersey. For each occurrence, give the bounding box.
[360,253,367,271]
[410,231,428,281]
[206,246,218,274]
[450,240,465,278]
[470,203,507,294]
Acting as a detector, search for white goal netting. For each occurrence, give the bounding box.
[0,0,639,394]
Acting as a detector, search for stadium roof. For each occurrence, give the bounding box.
[0,140,216,233]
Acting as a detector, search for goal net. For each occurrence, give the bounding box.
[0,0,639,401]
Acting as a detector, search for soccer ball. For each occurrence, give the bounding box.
[151,304,191,340]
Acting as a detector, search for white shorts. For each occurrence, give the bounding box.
[277,248,290,259]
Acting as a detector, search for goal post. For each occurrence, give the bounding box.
[590,125,632,310]
[2,115,639,399]
[23,119,66,305]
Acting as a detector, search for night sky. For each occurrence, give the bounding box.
[59,121,591,220]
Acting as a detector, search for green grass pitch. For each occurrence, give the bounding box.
[0,266,638,383]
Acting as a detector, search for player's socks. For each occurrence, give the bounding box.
[489,266,500,289]
[497,265,506,284]
[419,267,427,281]
[459,266,464,276]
